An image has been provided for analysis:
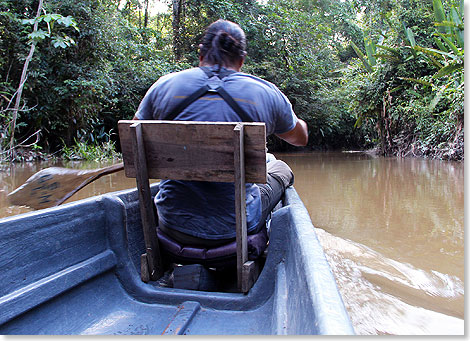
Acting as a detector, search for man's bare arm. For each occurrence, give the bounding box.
[276,119,308,146]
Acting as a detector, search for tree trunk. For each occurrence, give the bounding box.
[172,0,184,61]
[144,0,149,28]
[9,0,44,158]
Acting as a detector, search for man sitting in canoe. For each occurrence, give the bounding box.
[133,19,308,248]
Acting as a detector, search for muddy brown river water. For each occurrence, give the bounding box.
[0,152,464,335]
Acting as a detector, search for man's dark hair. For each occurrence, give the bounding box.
[199,19,246,69]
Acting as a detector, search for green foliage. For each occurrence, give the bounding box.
[62,138,120,161]
[0,0,463,161]
[351,41,374,72]
[22,13,79,45]
[242,0,363,149]
[0,0,80,157]
[345,0,463,160]
[1,0,188,157]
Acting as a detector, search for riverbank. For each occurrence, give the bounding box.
[385,129,464,162]
[355,135,464,162]
[2,139,121,163]
[2,142,464,164]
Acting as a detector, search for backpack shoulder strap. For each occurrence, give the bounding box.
[164,67,253,122]
[164,84,211,121]
[215,86,252,123]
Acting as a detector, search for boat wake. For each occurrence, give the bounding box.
[314,228,464,335]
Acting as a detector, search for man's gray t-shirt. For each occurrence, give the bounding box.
[135,66,298,240]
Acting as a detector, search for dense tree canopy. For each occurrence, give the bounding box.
[0,0,463,161]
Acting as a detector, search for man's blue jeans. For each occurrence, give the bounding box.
[158,154,294,247]
[254,154,294,233]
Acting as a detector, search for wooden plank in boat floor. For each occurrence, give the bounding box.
[162,301,201,335]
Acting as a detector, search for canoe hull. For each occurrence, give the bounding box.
[0,184,353,335]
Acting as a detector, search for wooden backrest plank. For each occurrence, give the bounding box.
[118,120,267,183]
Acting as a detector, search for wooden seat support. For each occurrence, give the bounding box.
[118,120,267,293]
[131,122,163,281]
[234,124,255,293]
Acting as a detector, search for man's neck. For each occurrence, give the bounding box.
[199,62,241,73]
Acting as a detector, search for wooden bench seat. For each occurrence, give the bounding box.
[118,120,267,293]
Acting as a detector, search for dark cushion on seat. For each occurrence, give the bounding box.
[157,227,268,268]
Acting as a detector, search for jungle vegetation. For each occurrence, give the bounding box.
[0,0,464,161]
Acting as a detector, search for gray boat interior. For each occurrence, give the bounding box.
[0,184,354,335]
